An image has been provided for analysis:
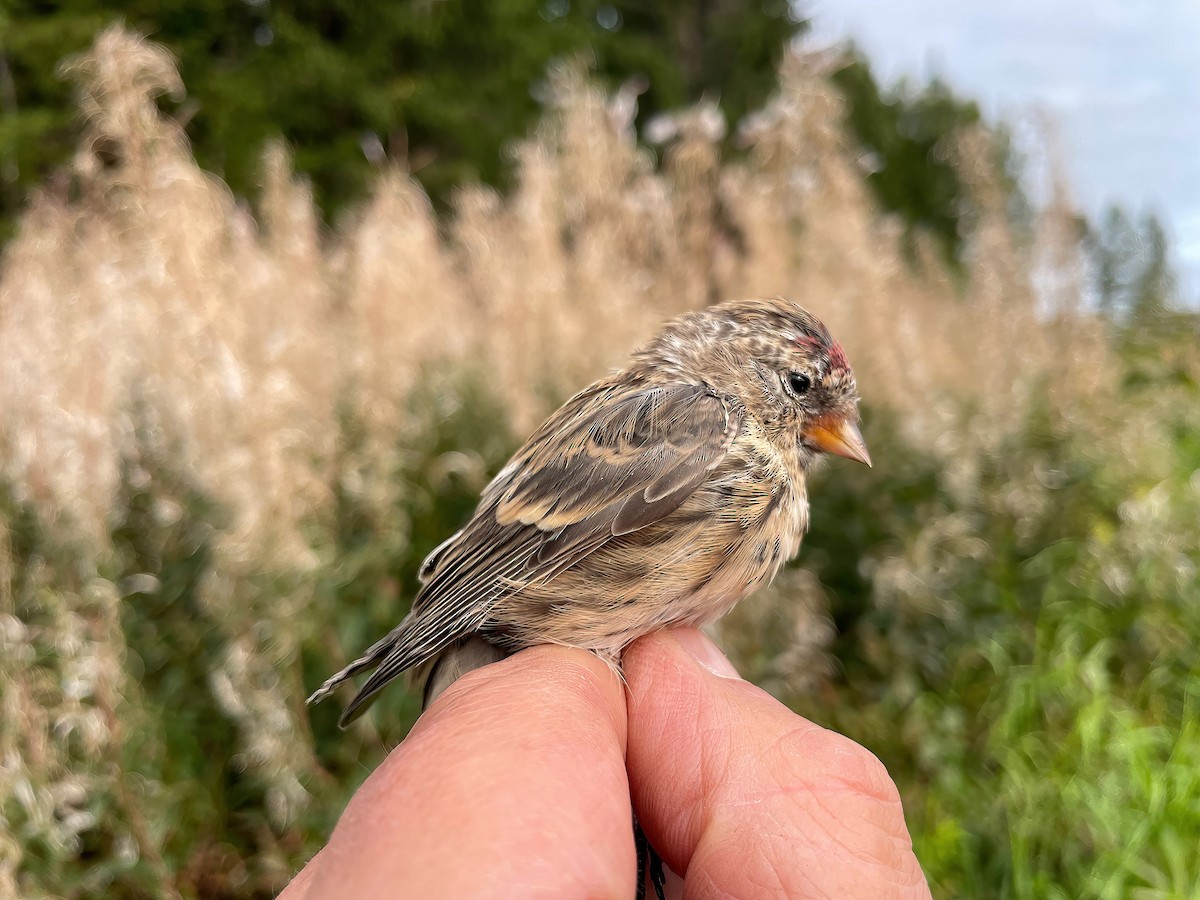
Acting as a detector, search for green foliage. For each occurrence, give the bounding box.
[579,0,801,133]
[831,52,992,266]
[3,1,996,269]
[306,373,519,751]
[793,355,1200,897]
[0,373,520,897]
[802,406,942,649]
[0,0,799,240]
[108,444,237,893]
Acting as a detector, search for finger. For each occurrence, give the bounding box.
[300,645,633,900]
[277,848,323,900]
[625,629,930,899]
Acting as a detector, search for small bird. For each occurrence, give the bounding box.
[309,297,870,725]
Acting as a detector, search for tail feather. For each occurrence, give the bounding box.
[305,630,398,707]
[335,668,397,728]
[311,539,522,724]
[335,639,435,727]
[319,633,510,728]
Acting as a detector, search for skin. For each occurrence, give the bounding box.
[284,629,930,899]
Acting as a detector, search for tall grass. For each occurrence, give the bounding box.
[1,26,1196,898]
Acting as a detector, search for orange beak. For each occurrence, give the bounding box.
[805,415,872,467]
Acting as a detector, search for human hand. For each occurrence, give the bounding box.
[624,630,930,898]
[282,629,930,899]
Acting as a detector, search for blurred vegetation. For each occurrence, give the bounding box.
[1,0,997,257]
[2,21,1199,900]
[1090,205,1180,326]
[832,55,993,266]
[3,0,797,237]
[795,340,1200,897]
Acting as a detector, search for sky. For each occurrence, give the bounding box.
[805,0,1200,297]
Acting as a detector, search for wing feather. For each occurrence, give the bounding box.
[496,382,735,528]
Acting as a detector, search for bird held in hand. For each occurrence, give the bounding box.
[309,297,870,726]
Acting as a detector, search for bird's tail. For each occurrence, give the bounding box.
[308,592,501,726]
[420,636,509,709]
[305,629,398,708]
[307,630,510,727]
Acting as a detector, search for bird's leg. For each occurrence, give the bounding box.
[634,813,666,900]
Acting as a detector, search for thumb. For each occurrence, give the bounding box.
[623,628,930,899]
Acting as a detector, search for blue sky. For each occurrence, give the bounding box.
[805,0,1200,296]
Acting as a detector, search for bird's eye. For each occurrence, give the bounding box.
[787,371,812,395]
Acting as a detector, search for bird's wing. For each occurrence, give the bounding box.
[495,380,740,563]
[318,381,740,726]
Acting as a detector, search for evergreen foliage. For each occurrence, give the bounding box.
[0,0,1000,259]
[0,0,800,235]
[831,53,985,265]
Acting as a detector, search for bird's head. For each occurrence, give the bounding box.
[639,297,870,469]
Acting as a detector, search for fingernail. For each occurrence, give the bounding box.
[675,628,741,679]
